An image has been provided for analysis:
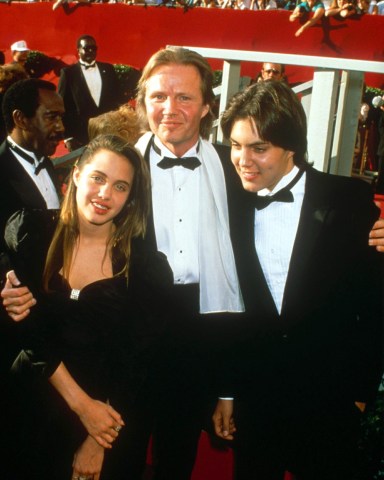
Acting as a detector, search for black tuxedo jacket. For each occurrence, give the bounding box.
[58,61,121,145]
[0,140,59,252]
[227,167,383,406]
[0,140,59,376]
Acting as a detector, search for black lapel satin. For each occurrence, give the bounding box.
[98,62,110,106]
[142,135,157,250]
[282,168,332,315]
[76,62,98,109]
[4,143,49,208]
[234,197,279,317]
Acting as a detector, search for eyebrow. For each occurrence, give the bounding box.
[92,169,131,186]
[230,138,269,148]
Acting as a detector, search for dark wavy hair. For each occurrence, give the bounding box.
[221,80,309,167]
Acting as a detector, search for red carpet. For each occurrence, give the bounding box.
[145,431,295,480]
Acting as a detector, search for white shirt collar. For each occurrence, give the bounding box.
[7,136,39,163]
[153,136,200,159]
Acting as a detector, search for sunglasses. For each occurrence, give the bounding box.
[82,46,98,52]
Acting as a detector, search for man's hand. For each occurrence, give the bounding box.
[1,270,36,321]
[72,435,105,480]
[369,215,384,252]
[355,401,366,413]
[212,399,236,441]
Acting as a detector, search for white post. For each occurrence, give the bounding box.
[307,69,339,172]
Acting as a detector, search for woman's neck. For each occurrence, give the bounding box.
[68,221,115,290]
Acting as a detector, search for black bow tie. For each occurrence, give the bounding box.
[8,141,51,175]
[34,157,52,175]
[252,169,305,210]
[81,62,96,69]
[157,156,201,171]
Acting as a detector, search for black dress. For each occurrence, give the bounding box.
[4,224,172,480]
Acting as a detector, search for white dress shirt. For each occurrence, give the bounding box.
[7,137,60,209]
[150,137,200,284]
[80,62,102,107]
[254,166,306,314]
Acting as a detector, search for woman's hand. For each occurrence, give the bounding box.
[49,363,124,449]
[72,435,105,480]
[76,397,124,448]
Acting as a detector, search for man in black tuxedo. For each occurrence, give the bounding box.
[58,34,121,150]
[133,47,244,480]
[213,80,383,480]
[0,78,64,256]
[0,78,64,368]
[0,78,64,471]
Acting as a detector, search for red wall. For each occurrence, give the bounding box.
[1,4,383,86]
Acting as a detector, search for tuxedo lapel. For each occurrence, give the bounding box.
[98,62,110,106]
[74,63,98,109]
[282,168,333,316]
[142,135,157,250]
[234,197,278,317]
[2,144,48,208]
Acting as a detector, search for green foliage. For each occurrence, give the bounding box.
[366,86,384,97]
[25,50,54,78]
[113,63,142,101]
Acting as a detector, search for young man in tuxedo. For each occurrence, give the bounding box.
[58,34,121,151]
[213,80,383,480]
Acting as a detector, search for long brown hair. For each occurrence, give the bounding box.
[43,134,150,290]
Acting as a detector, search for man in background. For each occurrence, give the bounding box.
[10,40,30,71]
[58,34,121,151]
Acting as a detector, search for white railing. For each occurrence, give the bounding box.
[170,46,384,176]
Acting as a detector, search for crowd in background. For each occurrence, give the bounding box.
[2,0,383,12]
